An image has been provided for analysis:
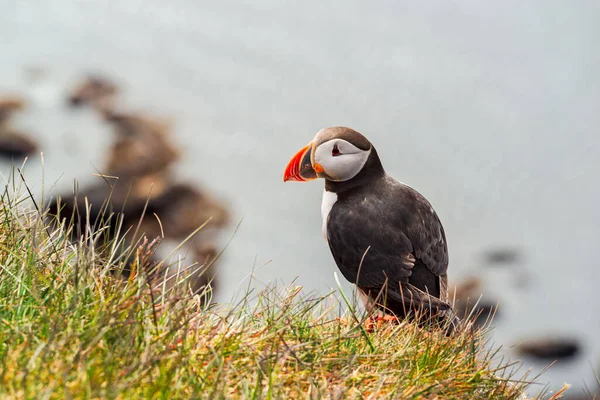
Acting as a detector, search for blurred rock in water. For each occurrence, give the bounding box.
[0,95,38,159]
[481,247,532,289]
[450,276,500,329]
[0,129,38,159]
[49,77,229,299]
[48,176,227,297]
[0,97,26,124]
[0,95,26,125]
[515,337,581,361]
[141,183,229,237]
[482,247,522,266]
[67,75,119,110]
[103,111,180,177]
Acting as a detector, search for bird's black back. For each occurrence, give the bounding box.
[326,174,449,310]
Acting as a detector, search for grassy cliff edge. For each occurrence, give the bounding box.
[0,186,555,399]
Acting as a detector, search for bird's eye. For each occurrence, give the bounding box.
[332,144,341,157]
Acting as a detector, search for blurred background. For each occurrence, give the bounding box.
[1,1,599,396]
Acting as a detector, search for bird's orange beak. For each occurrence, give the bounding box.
[283,142,319,182]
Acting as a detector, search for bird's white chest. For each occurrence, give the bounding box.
[321,190,338,241]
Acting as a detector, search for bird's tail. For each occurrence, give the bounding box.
[373,282,461,336]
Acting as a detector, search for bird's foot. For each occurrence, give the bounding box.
[364,315,400,332]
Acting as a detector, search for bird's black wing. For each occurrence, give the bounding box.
[399,182,449,278]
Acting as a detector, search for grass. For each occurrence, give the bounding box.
[0,174,557,399]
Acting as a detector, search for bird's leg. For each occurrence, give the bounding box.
[364,317,374,332]
[363,314,400,332]
[377,314,400,329]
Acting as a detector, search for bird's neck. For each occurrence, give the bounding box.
[325,149,385,194]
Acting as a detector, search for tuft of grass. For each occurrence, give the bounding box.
[0,180,544,399]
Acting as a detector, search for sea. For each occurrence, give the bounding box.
[2,0,600,395]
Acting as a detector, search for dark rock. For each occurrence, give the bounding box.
[47,175,228,297]
[515,337,581,361]
[470,302,498,327]
[48,177,228,246]
[47,107,228,299]
[0,96,26,125]
[141,183,229,237]
[0,130,38,158]
[450,276,500,328]
[48,110,224,238]
[68,75,118,109]
[0,94,37,159]
[103,112,180,177]
[483,247,522,266]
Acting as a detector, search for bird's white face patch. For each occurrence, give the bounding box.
[321,190,338,241]
[314,139,371,182]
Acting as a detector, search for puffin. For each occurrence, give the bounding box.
[283,127,457,331]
